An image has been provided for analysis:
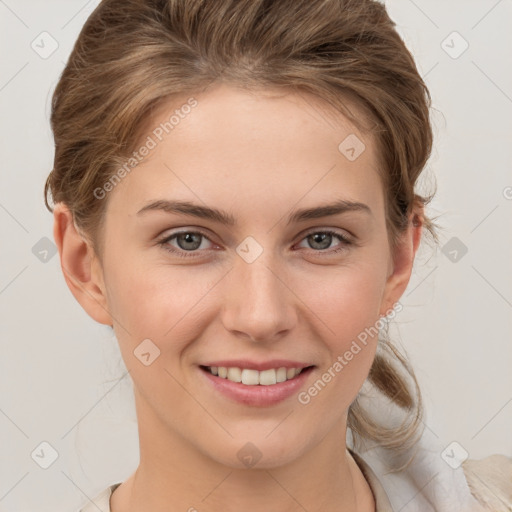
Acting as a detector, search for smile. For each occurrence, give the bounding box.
[202,365,309,385]
[198,365,316,407]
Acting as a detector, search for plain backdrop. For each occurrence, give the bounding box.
[1,0,511,510]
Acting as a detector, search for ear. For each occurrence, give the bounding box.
[53,203,113,326]
[379,208,423,317]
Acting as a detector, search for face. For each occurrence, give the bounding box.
[63,83,417,470]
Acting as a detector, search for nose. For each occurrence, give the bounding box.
[220,249,297,343]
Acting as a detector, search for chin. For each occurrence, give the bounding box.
[206,436,308,470]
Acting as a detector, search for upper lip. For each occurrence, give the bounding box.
[200,360,315,371]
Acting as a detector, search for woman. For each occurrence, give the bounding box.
[44,0,512,510]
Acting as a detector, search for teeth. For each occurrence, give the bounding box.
[227,367,242,382]
[207,366,307,385]
[276,367,287,383]
[241,369,260,385]
[259,369,276,385]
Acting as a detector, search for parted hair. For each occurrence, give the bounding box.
[44,0,440,470]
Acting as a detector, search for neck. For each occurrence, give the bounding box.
[110,393,374,512]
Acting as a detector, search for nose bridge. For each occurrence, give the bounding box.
[221,240,296,341]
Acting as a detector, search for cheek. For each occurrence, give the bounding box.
[305,259,387,343]
[295,262,386,402]
[103,265,214,410]
[104,258,218,351]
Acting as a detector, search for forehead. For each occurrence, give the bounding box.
[106,83,384,221]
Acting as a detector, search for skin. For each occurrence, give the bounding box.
[54,83,423,512]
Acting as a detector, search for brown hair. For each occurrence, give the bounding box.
[44,0,440,470]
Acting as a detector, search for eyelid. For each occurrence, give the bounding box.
[300,226,353,241]
[157,228,218,250]
[294,228,354,253]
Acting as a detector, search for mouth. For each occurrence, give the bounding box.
[198,364,316,407]
[199,365,315,386]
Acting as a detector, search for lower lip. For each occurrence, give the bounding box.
[199,366,315,407]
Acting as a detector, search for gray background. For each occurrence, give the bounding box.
[1,0,511,510]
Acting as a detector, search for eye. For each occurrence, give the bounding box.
[157,230,216,258]
[157,228,354,259]
[296,229,353,255]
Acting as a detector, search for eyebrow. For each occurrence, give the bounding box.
[136,198,372,226]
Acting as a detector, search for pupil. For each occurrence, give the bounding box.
[179,233,201,250]
[311,233,330,249]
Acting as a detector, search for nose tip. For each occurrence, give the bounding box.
[244,329,286,343]
[220,257,297,343]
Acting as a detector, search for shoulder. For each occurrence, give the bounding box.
[462,453,512,511]
[349,436,512,511]
[77,482,121,512]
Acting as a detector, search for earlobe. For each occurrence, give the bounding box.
[53,203,113,326]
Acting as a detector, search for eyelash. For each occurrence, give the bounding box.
[157,229,354,259]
